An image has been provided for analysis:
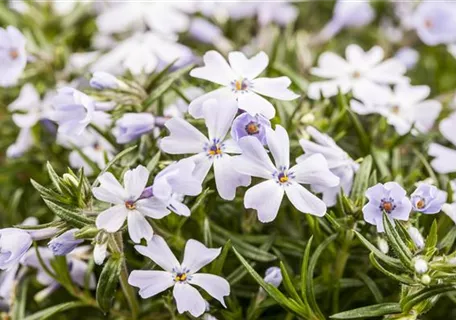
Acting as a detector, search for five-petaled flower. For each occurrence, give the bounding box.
[128,235,230,318]
[233,125,339,222]
[410,183,446,214]
[0,26,27,87]
[188,50,299,119]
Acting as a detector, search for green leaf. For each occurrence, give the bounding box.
[300,236,313,309]
[210,239,231,275]
[47,161,63,193]
[96,254,123,312]
[350,155,373,206]
[280,261,303,305]
[330,303,402,319]
[50,256,74,292]
[438,226,456,253]
[425,220,438,257]
[354,231,402,269]
[368,253,414,285]
[146,151,161,172]
[43,198,95,228]
[382,213,413,270]
[401,284,456,312]
[23,301,91,320]
[357,273,383,303]
[11,276,29,320]
[190,188,214,213]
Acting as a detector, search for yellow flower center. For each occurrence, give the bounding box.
[234,78,248,91]
[174,273,187,282]
[125,201,136,210]
[278,172,289,183]
[208,145,222,156]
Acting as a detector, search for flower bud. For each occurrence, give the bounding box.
[90,72,125,90]
[421,274,431,285]
[48,229,83,256]
[407,226,425,249]
[112,113,155,144]
[377,237,389,254]
[62,173,79,188]
[264,267,282,288]
[94,231,109,265]
[414,258,428,274]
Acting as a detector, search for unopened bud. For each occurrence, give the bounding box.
[421,274,431,285]
[94,231,109,265]
[62,173,79,187]
[377,237,389,254]
[408,226,425,249]
[414,258,428,274]
[264,267,282,288]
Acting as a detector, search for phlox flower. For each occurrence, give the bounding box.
[429,112,456,174]
[128,235,230,318]
[0,26,27,87]
[307,44,408,100]
[231,113,271,145]
[233,125,339,223]
[298,126,359,206]
[410,183,446,214]
[255,1,298,27]
[47,229,83,256]
[351,83,441,136]
[0,228,32,270]
[362,182,412,232]
[160,99,251,200]
[113,113,156,144]
[189,50,299,119]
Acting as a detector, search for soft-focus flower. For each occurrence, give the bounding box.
[362,182,412,232]
[231,113,271,145]
[411,1,456,46]
[410,184,446,214]
[0,228,32,270]
[93,165,170,243]
[113,113,155,144]
[189,50,299,119]
[316,0,374,43]
[408,226,425,250]
[90,71,125,90]
[128,235,230,318]
[91,32,192,76]
[233,125,339,222]
[443,203,456,224]
[0,263,20,306]
[160,99,251,200]
[414,257,428,274]
[263,267,282,288]
[298,126,359,206]
[395,47,419,70]
[429,112,456,174]
[256,1,298,27]
[308,44,408,100]
[22,246,96,300]
[47,229,83,256]
[351,84,441,136]
[164,87,204,118]
[0,26,26,87]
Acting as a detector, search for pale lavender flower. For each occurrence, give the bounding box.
[362,182,412,232]
[128,235,229,318]
[90,71,124,90]
[395,47,419,70]
[233,125,339,222]
[231,113,271,145]
[189,18,223,44]
[0,26,27,87]
[113,113,155,144]
[410,184,446,214]
[429,112,456,174]
[93,165,170,243]
[264,267,282,288]
[256,1,298,27]
[47,229,83,256]
[189,50,299,119]
[0,228,32,270]
[298,126,359,207]
[160,99,251,200]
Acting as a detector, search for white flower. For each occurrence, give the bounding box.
[128,235,230,318]
[298,126,359,206]
[233,125,339,222]
[0,228,32,270]
[93,165,170,243]
[91,32,192,76]
[307,44,408,100]
[94,242,108,266]
[351,83,441,136]
[189,50,299,119]
[408,226,425,250]
[395,47,419,70]
[160,99,251,200]
[414,257,428,274]
[0,26,27,87]
[429,112,456,174]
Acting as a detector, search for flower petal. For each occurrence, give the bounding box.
[128,270,174,299]
[228,51,268,79]
[202,98,237,141]
[127,211,153,243]
[237,92,276,119]
[244,180,284,223]
[189,273,230,307]
[291,153,340,187]
[213,154,251,200]
[134,235,180,272]
[189,50,235,86]
[188,88,233,119]
[160,118,208,154]
[124,165,150,200]
[136,198,171,219]
[266,125,290,170]
[285,182,327,217]
[96,205,128,233]
[173,283,206,317]
[252,77,299,101]
[181,239,221,274]
[93,172,128,204]
[429,143,456,174]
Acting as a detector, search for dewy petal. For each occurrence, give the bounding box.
[188,88,233,119]
[202,98,238,141]
[93,172,128,204]
[134,235,180,272]
[213,154,251,200]
[96,205,128,233]
[189,50,236,86]
[237,92,276,119]
[189,273,230,307]
[173,283,207,317]
[244,180,284,223]
[232,136,276,180]
[160,118,209,154]
[128,270,174,299]
[181,239,221,274]
[285,182,327,217]
[428,143,456,174]
[127,211,153,243]
[228,51,269,79]
[124,165,150,200]
[252,77,299,101]
[266,125,290,170]
[291,153,340,187]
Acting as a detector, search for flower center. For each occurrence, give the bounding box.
[125,201,136,210]
[174,272,188,282]
[275,169,294,185]
[425,19,433,29]
[231,78,250,92]
[278,172,289,183]
[352,71,361,79]
[391,105,400,114]
[380,198,396,213]
[245,121,260,135]
[205,139,224,158]
[9,49,19,60]
[416,198,425,209]
[208,144,222,156]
